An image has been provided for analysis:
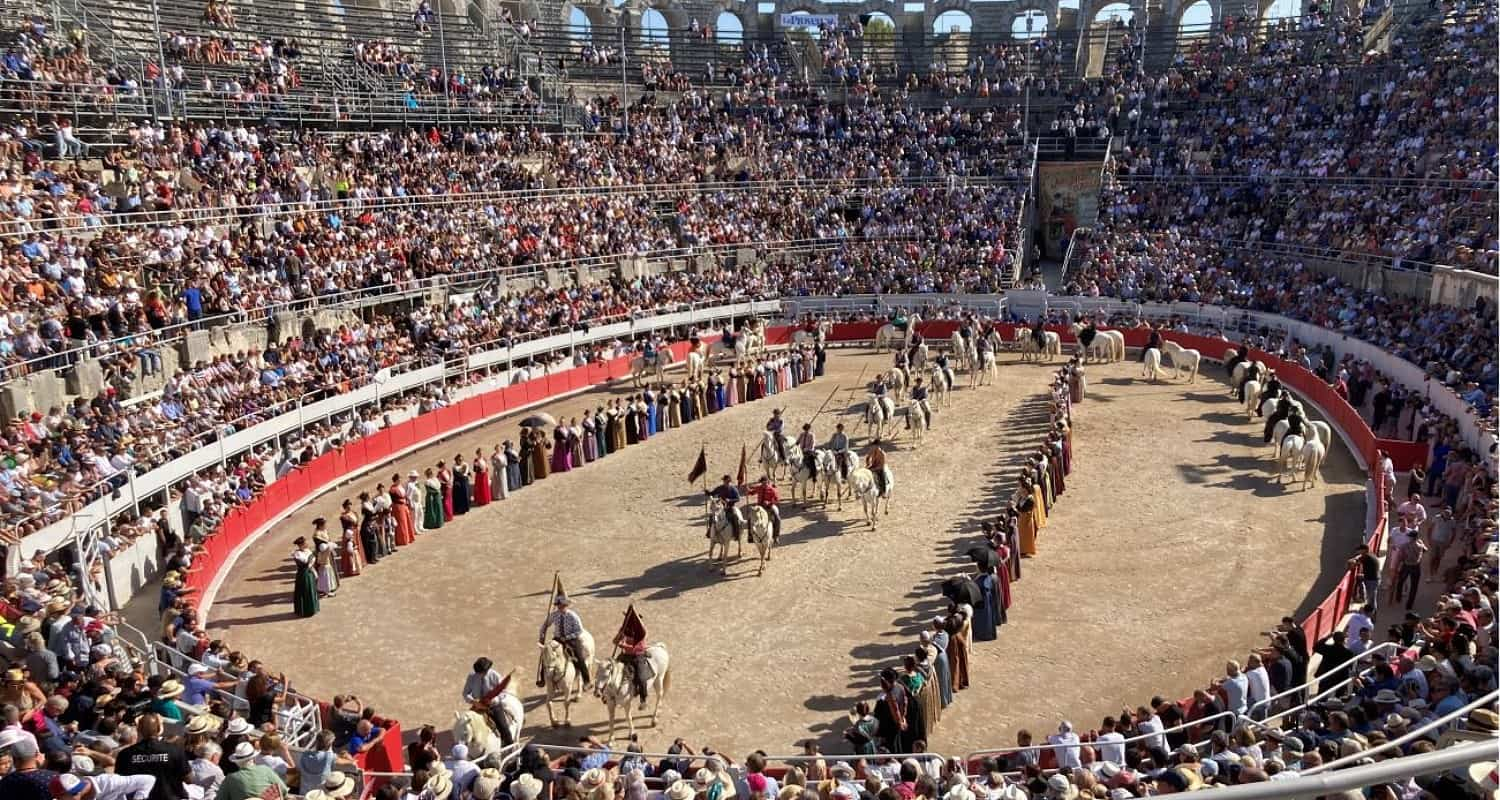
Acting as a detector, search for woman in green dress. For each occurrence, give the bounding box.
[423,467,445,529]
[291,537,319,618]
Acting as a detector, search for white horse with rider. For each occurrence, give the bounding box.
[949,331,974,371]
[1070,323,1123,364]
[630,348,677,387]
[540,631,595,727]
[760,429,797,482]
[1141,347,1164,382]
[705,495,773,575]
[454,696,525,767]
[928,364,953,408]
[594,644,671,742]
[792,319,833,347]
[848,466,893,528]
[864,394,897,441]
[875,313,921,352]
[907,399,929,443]
[791,448,837,505]
[1015,327,1062,362]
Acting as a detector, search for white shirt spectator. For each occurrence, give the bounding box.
[1246,665,1272,711]
[1048,725,1081,770]
[1095,731,1126,765]
[1137,714,1167,752]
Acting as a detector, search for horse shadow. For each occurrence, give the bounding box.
[1196,410,1249,426]
[581,554,757,601]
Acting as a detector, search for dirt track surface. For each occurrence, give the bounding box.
[190,349,1364,756]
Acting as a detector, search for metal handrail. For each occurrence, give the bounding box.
[1303,690,1500,775]
[1248,642,1399,717]
[965,708,1240,761]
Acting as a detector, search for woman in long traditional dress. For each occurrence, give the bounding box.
[973,569,1000,641]
[551,425,572,473]
[490,445,509,500]
[519,433,535,486]
[372,485,394,557]
[610,402,628,451]
[945,601,972,691]
[636,398,650,441]
[531,428,550,479]
[358,492,381,565]
[472,452,492,506]
[624,398,640,446]
[291,537,319,618]
[312,522,339,598]
[581,414,597,463]
[666,388,682,428]
[438,460,455,521]
[569,419,584,467]
[1016,489,1039,557]
[338,500,362,576]
[451,459,471,515]
[645,392,658,436]
[390,477,417,546]
[423,469,445,530]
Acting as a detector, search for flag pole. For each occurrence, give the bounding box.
[535,572,559,687]
[805,383,842,428]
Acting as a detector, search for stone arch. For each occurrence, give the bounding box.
[1173,0,1216,39]
[715,8,745,41]
[1257,0,1303,24]
[562,1,613,35]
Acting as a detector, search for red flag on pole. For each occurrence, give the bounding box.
[736,444,748,487]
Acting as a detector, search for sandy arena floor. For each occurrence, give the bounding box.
[189,349,1365,756]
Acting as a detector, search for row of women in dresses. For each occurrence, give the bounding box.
[291,346,825,617]
[858,360,1081,753]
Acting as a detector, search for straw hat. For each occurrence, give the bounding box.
[229,741,257,765]
[665,782,697,800]
[1046,775,1080,800]
[471,769,503,800]
[425,770,454,800]
[580,769,610,792]
[224,717,257,737]
[512,774,545,800]
[15,616,40,635]
[1464,762,1498,800]
[157,679,185,700]
[45,597,70,614]
[307,772,358,800]
[185,715,221,735]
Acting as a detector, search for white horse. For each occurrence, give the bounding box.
[792,319,832,347]
[630,349,676,387]
[847,466,892,528]
[1099,330,1126,362]
[864,394,896,441]
[706,499,744,573]
[594,643,670,743]
[685,349,706,383]
[759,430,797,482]
[1242,380,1263,420]
[875,314,921,352]
[908,399,929,443]
[743,505,774,576]
[454,699,524,765]
[928,365,953,408]
[791,449,834,504]
[886,368,908,403]
[974,349,998,386]
[1277,434,1306,482]
[1141,347,1163,382]
[1016,328,1062,362]
[1231,360,1264,393]
[1160,341,1202,382]
[742,320,767,356]
[1071,324,1114,363]
[908,342,930,372]
[541,630,596,727]
[821,450,849,510]
[1299,439,1327,488]
[949,331,973,371]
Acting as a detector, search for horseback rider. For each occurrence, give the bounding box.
[642,336,658,366]
[1282,408,1308,452]
[829,422,850,479]
[537,594,591,683]
[767,409,787,460]
[1079,319,1098,350]
[1264,395,1294,443]
[865,444,889,497]
[464,657,516,746]
[1225,344,1247,378]
[705,475,742,541]
[612,607,650,703]
[906,329,925,366]
[797,423,817,478]
[934,352,952,387]
[1262,370,1283,403]
[1031,317,1047,349]
[909,378,932,430]
[721,324,737,350]
[1238,360,1263,402]
[1144,325,1163,362]
[871,373,889,401]
[750,476,782,542]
